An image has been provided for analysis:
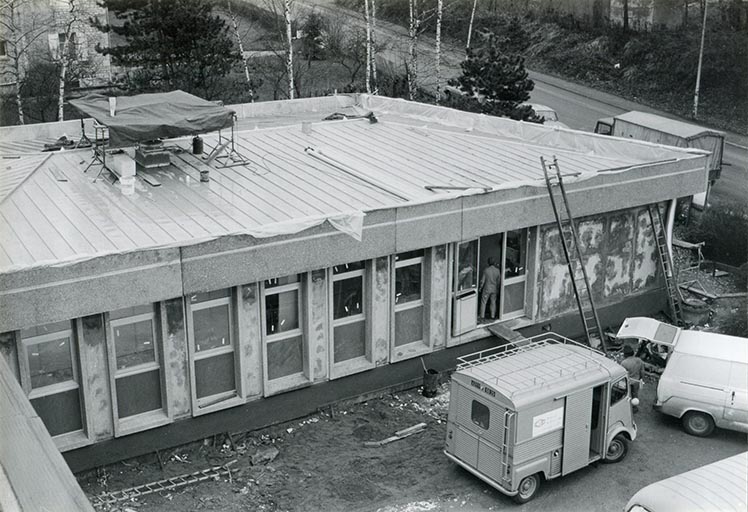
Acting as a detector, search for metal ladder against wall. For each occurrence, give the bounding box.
[540,157,608,354]
[647,204,684,326]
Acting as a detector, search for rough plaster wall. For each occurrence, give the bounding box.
[79,314,113,440]
[430,245,448,350]
[239,284,263,397]
[309,272,329,381]
[371,257,390,366]
[632,209,659,291]
[537,207,660,320]
[163,298,190,419]
[0,332,18,379]
[605,213,634,297]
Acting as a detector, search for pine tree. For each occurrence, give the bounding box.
[91,0,240,100]
[447,31,539,122]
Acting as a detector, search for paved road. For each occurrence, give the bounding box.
[242,0,746,208]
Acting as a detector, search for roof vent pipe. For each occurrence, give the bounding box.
[108,97,116,117]
[302,121,312,135]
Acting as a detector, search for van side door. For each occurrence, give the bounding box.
[724,362,748,425]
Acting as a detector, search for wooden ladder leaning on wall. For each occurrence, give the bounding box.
[541,156,609,355]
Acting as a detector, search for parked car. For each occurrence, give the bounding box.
[444,333,638,503]
[616,317,748,436]
[624,451,748,512]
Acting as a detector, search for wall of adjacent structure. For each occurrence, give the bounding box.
[535,205,660,320]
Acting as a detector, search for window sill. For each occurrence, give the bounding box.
[54,430,92,452]
[264,372,310,397]
[330,355,373,380]
[192,394,244,417]
[115,409,171,438]
[391,340,431,363]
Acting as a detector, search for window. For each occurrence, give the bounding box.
[504,230,527,278]
[611,377,629,405]
[394,250,425,347]
[189,289,237,407]
[471,400,490,430]
[456,241,478,292]
[109,305,164,424]
[264,275,304,381]
[332,262,366,364]
[20,321,84,438]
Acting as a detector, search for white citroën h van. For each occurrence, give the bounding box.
[444,333,638,503]
[617,317,748,437]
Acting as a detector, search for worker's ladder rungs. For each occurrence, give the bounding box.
[541,156,607,353]
[648,204,684,326]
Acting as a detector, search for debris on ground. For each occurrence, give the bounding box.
[363,422,427,447]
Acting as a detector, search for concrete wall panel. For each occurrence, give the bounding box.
[162,298,191,419]
[371,257,390,366]
[429,245,449,350]
[632,209,660,291]
[237,284,264,399]
[78,315,113,442]
[309,271,329,382]
[395,199,462,251]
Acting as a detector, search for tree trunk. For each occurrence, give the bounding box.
[57,29,73,121]
[435,0,443,102]
[364,0,371,93]
[466,0,478,55]
[371,0,377,92]
[227,0,254,100]
[285,0,294,99]
[407,0,418,100]
[623,0,629,30]
[15,57,26,125]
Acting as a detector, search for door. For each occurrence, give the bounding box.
[453,240,478,336]
[724,363,748,425]
[562,388,593,475]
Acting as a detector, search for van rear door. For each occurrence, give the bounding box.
[562,388,593,475]
[724,362,748,425]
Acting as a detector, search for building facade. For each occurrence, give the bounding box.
[0,95,708,469]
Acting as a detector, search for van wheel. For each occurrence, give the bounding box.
[602,434,628,463]
[512,474,541,504]
[682,411,715,437]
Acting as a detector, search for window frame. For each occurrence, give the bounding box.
[106,306,170,436]
[610,376,629,405]
[391,249,430,361]
[17,322,91,450]
[471,399,490,430]
[186,290,242,415]
[394,252,425,315]
[261,275,309,395]
[329,262,372,378]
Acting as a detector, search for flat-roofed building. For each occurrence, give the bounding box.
[0,94,709,470]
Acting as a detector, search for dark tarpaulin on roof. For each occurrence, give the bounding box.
[70,90,235,148]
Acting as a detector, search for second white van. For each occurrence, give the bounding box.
[616,317,748,436]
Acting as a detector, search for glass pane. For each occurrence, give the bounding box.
[333,261,365,274]
[265,289,299,335]
[457,240,478,291]
[31,388,82,436]
[114,319,155,369]
[116,369,162,418]
[333,320,366,363]
[471,400,490,430]
[502,281,526,316]
[110,304,154,320]
[395,249,424,261]
[505,229,527,277]
[611,378,628,404]
[190,289,230,304]
[395,264,422,305]
[27,336,74,389]
[195,352,236,399]
[333,276,363,319]
[395,306,423,346]
[193,304,231,352]
[267,335,303,380]
[265,274,300,288]
[21,320,71,339]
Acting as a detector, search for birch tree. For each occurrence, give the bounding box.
[434,0,443,102]
[56,0,81,121]
[466,0,478,54]
[370,0,377,92]
[284,0,294,99]
[407,0,419,100]
[226,0,255,100]
[0,0,52,124]
[364,0,371,93]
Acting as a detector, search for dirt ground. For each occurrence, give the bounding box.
[78,256,747,512]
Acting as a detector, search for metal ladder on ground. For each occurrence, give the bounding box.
[541,156,608,354]
[647,204,684,326]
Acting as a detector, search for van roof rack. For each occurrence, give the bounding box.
[456,333,611,398]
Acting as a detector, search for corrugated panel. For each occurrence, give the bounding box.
[513,430,564,463]
[562,388,593,475]
[0,154,50,204]
[477,441,504,483]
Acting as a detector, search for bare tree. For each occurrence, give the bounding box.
[0,0,52,124]
[284,0,294,99]
[56,0,81,121]
[364,0,372,93]
[434,0,443,102]
[466,0,478,54]
[370,0,377,92]
[407,0,420,100]
[225,0,255,100]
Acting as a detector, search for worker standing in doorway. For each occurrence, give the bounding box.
[479,257,501,320]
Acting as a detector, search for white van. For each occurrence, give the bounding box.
[616,317,748,436]
[624,451,748,512]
